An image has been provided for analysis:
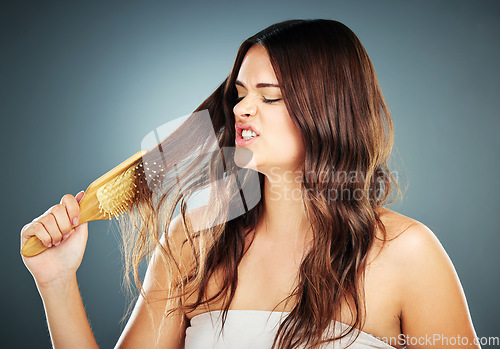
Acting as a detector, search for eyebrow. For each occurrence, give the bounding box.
[235,80,280,88]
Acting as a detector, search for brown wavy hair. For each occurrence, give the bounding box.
[119,19,401,349]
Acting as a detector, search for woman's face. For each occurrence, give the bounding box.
[233,44,304,176]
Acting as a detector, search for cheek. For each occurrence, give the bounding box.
[286,126,305,160]
[264,110,304,162]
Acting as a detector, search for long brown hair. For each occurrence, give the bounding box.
[120,19,400,349]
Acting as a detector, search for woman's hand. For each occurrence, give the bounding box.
[21,191,89,288]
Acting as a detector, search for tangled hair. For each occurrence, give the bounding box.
[119,19,401,349]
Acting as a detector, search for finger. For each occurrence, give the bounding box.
[49,203,73,236]
[22,221,52,247]
[62,228,75,241]
[75,190,85,203]
[61,193,81,226]
[37,213,63,246]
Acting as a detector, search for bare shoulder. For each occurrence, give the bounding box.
[115,207,212,349]
[167,205,209,241]
[374,207,451,270]
[370,208,453,283]
[375,206,423,241]
[166,205,210,265]
[373,210,479,346]
[376,209,476,316]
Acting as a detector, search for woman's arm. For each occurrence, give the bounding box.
[22,193,192,349]
[21,192,99,348]
[38,275,99,348]
[38,240,188,349]
[398,223,481,349]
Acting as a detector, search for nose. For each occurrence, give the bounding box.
[233,99,256,118]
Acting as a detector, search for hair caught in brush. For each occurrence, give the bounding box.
[118,19,402,349]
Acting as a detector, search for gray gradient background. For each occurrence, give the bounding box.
[1,0,499,348]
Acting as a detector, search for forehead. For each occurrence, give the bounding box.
[236,45,278,85]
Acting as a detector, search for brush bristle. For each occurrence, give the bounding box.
[96,165,138,217]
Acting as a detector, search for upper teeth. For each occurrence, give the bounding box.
[242,129,257,140]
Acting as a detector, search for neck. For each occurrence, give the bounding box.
[259,169,312,241]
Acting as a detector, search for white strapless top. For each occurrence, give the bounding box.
[185,310,398,349]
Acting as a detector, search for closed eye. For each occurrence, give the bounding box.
[263,97,282,104]
[235,96,282,104]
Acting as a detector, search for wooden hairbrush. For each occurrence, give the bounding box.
[21,150,148,257]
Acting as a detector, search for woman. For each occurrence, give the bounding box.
[21,19,480,348]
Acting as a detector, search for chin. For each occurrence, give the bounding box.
[234,146,259,171]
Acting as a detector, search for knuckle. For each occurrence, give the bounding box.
[30,223,49,244]
[32,221,43,233]
[51,203,66,216]
[43,213,56,224]
[62,195,79,213]
[37,212,49,224]
[61,193,75,205]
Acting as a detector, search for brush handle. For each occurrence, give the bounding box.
[21,236,54,257]
[20,150,146,258]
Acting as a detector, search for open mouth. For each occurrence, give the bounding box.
[235,123,260,146]
[240,129,258,140]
